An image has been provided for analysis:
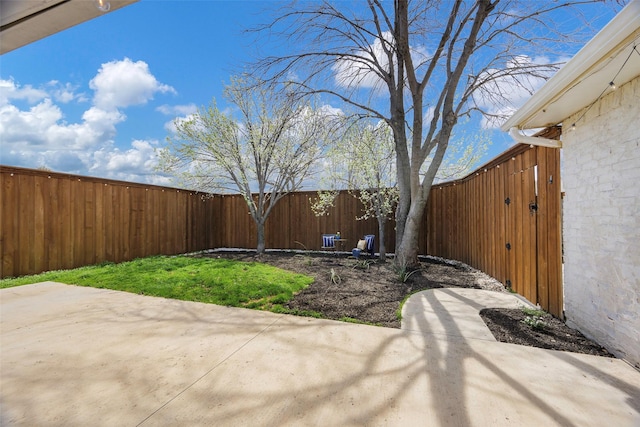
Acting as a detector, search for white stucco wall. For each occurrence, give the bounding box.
[562,76,640,368]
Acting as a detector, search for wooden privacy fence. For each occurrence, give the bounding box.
[0,143,562,317]
[0,166,221,279]
[0,167,391,279]
[211,143,563,317]
[217,190,396,254]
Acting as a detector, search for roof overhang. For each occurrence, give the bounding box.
[501,0,640,131]
[1,0,139,55]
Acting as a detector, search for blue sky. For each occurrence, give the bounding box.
[0,1,621,187]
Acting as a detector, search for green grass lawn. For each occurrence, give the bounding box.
[0,255,314,312]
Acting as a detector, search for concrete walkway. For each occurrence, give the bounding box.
[401,287,532,340]
[1,282,639,426]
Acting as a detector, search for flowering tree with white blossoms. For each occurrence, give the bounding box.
[312,119,487,261]
[312,120,397,260]
[158,76,338,254]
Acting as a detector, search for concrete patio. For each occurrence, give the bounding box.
[1,282,639,426]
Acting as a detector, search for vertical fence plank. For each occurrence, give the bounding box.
[1,171,17,277]
[144,188,154,256]
[71,179,83,267]
[497,163,507,284]
[44,175,57,272]
[185,192,194,252]
[513,156,524,296]
[548,148,563,318]
[18,174,34,275]
[57,177,72,270]
[536,147,550,313]
[83,180,95,266]
[33,175,46,274]
[522,166,536,304]
[537,146,563,318]
[150,188,161,256]
[94,182,105,264]
[103,183,114,262]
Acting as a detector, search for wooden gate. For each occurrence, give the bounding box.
[503,152,563,318]
[426,142,564,318]
[504,160,538,305]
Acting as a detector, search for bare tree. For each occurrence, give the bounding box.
[251,0,611,265]
[158,76,336,254]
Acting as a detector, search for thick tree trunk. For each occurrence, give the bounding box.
[394,182,410,253]
[396,198,428,267]
[256,221,266,254]
[391,0,410,253]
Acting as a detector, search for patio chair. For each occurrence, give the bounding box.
[353,234,375,258]
[364,234,375,257]
[321,234,336,251]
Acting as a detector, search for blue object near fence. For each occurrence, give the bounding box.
[321,234,336,250]
[364,234,375,256]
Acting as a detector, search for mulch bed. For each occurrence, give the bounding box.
[479,308,612,357]
[204,250,612,357]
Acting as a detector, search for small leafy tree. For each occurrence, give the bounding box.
[158,76,335,254]
[311,120,397,261]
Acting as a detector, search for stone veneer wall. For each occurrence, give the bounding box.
[562,76,640,368]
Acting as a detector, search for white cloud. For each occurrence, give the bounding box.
[423,106,435,125]
[479,56,548,105]
[46,80,88,104]
[0,78,87,107]
[90,57,175,110]
[1,58,175,185]
[333,31,394,91]
[159,103,198,132]
[0,98,125,150]
[474,55,560,129]
[318,104,344,116]
[89,139,166,180]
[164,113,197,133]
[156,103,197,116]
[1,139,169,185]
[0,78,48,106]
[332,31,430,92]
[0,99,63,146]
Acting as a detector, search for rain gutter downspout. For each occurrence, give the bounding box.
[508,127,562,148]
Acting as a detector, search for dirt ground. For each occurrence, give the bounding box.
[206,250,612,357]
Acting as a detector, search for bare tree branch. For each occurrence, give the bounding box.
[248,0,616,264]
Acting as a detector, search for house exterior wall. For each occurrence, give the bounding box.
[562,76,640,368]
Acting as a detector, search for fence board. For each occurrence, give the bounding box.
[523,167,536,304]
[497,164,507,284]
[18,174,33,274]
[536,146,563,317]
[1,171,17,277]
[548,148,563,317]
[44,177,56,272]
